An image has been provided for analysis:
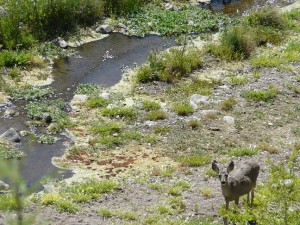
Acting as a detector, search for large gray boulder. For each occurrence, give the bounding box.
[96,25,114,34]
[0,127,21,143]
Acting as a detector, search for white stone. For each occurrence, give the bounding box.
[100,92,110,100]
[190,94,209,109]
[223,116,235,125]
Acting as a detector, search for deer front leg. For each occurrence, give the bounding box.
[223,199,229,225]
[251,188,254,205]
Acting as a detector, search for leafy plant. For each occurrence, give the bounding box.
[177,154,212,167]
[172,103,194,116]
[244,85,278,102]
[86,96,109,108]
[146,110,168,121]
[101,106,137,119]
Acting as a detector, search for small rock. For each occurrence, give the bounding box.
[223,116,235,125]
[96,24,114,34]
[145,121,157,127]
[197,0,211,3]
[100,92,110,100]
[190,94,209,110]
[3,108,16,118]
[72,94,88,103]
[267,122,273,126]
[118,23,127,29]
[52,37,68,49]
[0,127,21,143]
[164,3,174,10]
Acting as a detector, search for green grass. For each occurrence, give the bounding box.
[91,121,124,135]
[244,85,278,102]
[123,5,230,36]
[26,99,70,128]
[98,208,115,218]
[5,85,54,100]
[146,110,168,121]
[228,147,259,157]
[101,106,137,119]
[172,103,194,116]
[0,194,20,211]
[177,154,212,167]
[228,75,248,85]
[40,179,119,213]
[181,78,219,96]
[220,97,237,111]
[188,119,201,129]
[142,100,161,111]
[154,126,170,135]
[86,96,109,108]
[0,50,32,68]
[75,84,104,96]
[136,47,202,83]
[0,143,24,159]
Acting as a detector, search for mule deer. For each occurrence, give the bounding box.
[212,160,260,224]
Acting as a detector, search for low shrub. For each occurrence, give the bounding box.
[0,50,31,68]
[146,110,168,120]
[177,154,212,167]
[172,103,194,116]
[244,85,278,102]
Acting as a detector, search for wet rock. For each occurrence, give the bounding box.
[0,127,21,143]
[96,24,114,34]
[52,37,68,49]
[197,0,211,3]
[223,116,235,125]
[0,180,9,191]
[190,94,209,109]
[3,108,16,118]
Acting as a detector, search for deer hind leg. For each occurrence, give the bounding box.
[234,197,239,206]
[247,193,250,203]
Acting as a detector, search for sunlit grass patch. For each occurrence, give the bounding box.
[146,110,168,121]
[101,106,137,119]
[228,147,259,157]
[86,96,109,108]
[172,103,194,116]
[257,142,281,154]
[220,97,237,111]
[142,100,161,111]
[177,154,212,167]
[243,85,278,102]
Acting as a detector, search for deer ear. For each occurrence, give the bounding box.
[227,161,234,173]
[212,160,219,173]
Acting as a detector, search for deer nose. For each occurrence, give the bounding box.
[221,181,226,185]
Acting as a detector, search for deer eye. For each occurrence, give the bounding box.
[219,175,222,179]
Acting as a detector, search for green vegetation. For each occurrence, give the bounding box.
[86,96,109,108]
[146,110,168,121]
[187,119,200,129]
[177,154,212,167]
[101,106,137,119]
[244,85,279,102]
[142,100,161,111]
[0,142,24,159]
[5,85,54,100]
[26,99,70,128]
[75,84,104,96]
[98,208,114,218]
[228,75,248,85]
[136,47,202,83]
[228,147,259,157]
[40,179,119,213]
[91,121,124,135]
[172,103,194,116]
[37,134,56,144]
[199,188,214,198]
[123,5,230,36]
[220,97,237,111]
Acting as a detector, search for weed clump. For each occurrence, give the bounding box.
[172,103,194,116]
[244,85,278,102]
[177,154,212,167]
[220,97,237,111]
[136,47,202,83]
